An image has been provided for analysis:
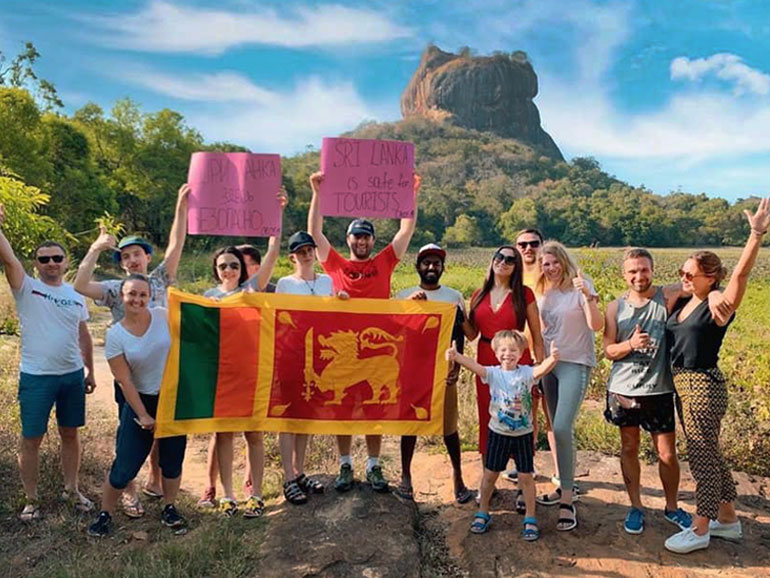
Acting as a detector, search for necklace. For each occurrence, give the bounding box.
[303,274,317,295]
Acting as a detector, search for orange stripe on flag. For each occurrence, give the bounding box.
[213,307,260,418]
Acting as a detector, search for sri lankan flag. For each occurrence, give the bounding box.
[155,288,456,437]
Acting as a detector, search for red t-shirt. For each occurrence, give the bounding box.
[321,244,399,299]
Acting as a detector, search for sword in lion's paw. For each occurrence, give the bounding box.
[303,328,318,401]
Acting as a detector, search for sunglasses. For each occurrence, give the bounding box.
[678,269,708,281]
[217,262,241,271]
[516,240,541,249]
[493,252,517,266]
[37,255,65,264]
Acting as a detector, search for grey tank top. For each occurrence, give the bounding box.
[607,287,673,396]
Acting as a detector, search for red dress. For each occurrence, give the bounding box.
[472,288,535,455]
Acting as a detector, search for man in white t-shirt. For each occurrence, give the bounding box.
[393,243,474,504]
[0,205,95,520]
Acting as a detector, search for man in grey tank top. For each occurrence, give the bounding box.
[602,248,693,536]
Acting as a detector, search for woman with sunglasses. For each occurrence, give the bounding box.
[534,241,603,531]
[664,198,769,554]
[467,247,545,496]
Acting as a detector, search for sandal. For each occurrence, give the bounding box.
[521,516,540,541]
[141,486,163,499]
[19,502,41,521]
[470,511,492,534]
[283,479,308,505]
[296,473,324,494]
[122,494,145,518]
[455,487,475,505]
[393,484,414,503]
[557,503,578,532]
[514,489,526,515]
[243,496,265,518]
[61,489,95,513]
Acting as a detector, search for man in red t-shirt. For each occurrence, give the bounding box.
[308,171,420,493]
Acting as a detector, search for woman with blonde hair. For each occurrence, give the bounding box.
[535,241,603,531]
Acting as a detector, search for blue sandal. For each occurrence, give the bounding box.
[470,511,491,534]
[521,516,540,541]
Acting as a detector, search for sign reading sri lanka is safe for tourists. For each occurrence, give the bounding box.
[155,289,455,437]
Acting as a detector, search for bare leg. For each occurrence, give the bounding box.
[337,435,352,456]
[294,434,310,476]
[518,472,536,518]
[19,435,43,501]
[365,435,381,458]
[243,431,264,497]
[216,432,235,499]
[620,426,643,509]
[279,432,296,482]
[100,475,123,515]
[443,432,467,493]
[478,469,499,514]
[145,441,163,495]
[717,502,738,524]
[399,436,416,488]
[652,431,679,511]
[206,434,218,488]
[161,475,182,507]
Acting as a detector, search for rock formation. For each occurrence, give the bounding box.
[401,45,564,160]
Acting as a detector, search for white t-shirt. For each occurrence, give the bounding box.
[104,308,171,395]
[204,286,243,300]
[538,277,598,367]
[96,260,170,324]
[482,365,535,437]
[275,274,334,296]
[13,275,88,375]
[395,285,466,312]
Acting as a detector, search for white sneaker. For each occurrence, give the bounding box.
[708,519,742,542]
[664,527,710,554]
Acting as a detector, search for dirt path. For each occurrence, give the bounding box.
[89,347,770,577]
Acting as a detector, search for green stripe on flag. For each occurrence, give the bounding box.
[175,303,220,420]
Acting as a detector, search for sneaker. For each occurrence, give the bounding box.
[334,463,354,492]
[664,527,710,554]
[708,519,742,542]
[502,468,518,483]
[197,486,216,508]
[219,497,238,517]
[243,496,265,519]
[664,507,693,530]
[61,489,94,513]
[87,511,112,537]
[366,465,389,493]
[624,507,644,534]
[161,504,186,529]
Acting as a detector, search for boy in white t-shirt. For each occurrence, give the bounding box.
[447,329,559,540]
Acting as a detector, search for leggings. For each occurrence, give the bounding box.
[541,361,590,490]
[673,367,737,520]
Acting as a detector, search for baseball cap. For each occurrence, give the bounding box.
[113,236,153,263]
[346,219,375,237]
[417,243,446,263]
[288,231,317,253]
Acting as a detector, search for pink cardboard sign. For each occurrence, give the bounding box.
[187,152,282,237]
[319,138,415,219]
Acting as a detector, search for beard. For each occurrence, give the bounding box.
[352,245,372,259]
[633,279,653,292]
[418,270,441,285]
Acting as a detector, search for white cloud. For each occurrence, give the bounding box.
[83,1,411,55]
[671,53,770,95]
[117,66,377,154]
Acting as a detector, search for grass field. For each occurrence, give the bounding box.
[0,245,767,576]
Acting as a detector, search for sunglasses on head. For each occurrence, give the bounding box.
[516,240,541,249]
[493,252,517,266]
[678,269,707,281]
[37,255,65,264]
[217,262,241,271]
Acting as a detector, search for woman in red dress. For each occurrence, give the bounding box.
[467,246,545,466]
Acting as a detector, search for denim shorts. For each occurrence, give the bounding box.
[18,368,85,438]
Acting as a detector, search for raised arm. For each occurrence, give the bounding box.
[308,172,331,262]
[532,345,560,381]
[391,174,421,259]
[74,226,116,300]
[0,204,26,290]
[446,340,487,379]
[573,270,603,331]
[256,189,287,290]
[108,355,154,429]
[79,321,96,394]
[718,197,770,321]
[163,183,191,282]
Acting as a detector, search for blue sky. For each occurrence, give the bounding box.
[1,0,768,201]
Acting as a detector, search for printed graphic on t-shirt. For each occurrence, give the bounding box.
[30,289,85,309]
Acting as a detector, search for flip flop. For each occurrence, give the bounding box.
[19,503,41,521]
[393,484,414,503]
[141,486,163,499]
[122,495,146,518]
[455,487,475,504]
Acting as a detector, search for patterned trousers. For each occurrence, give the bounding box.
[673,367,737,520]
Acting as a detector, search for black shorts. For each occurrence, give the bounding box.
[604,392,675,434]
[484,429,534,473]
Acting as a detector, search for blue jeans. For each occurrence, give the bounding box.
[108,393,186,490]
[18,368,85,438]
[541,361,591,490]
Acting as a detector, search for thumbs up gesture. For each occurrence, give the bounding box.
[572,269,590,297]
[445,340,458,362]
[628,324,651,351]
[90,224,117,253]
